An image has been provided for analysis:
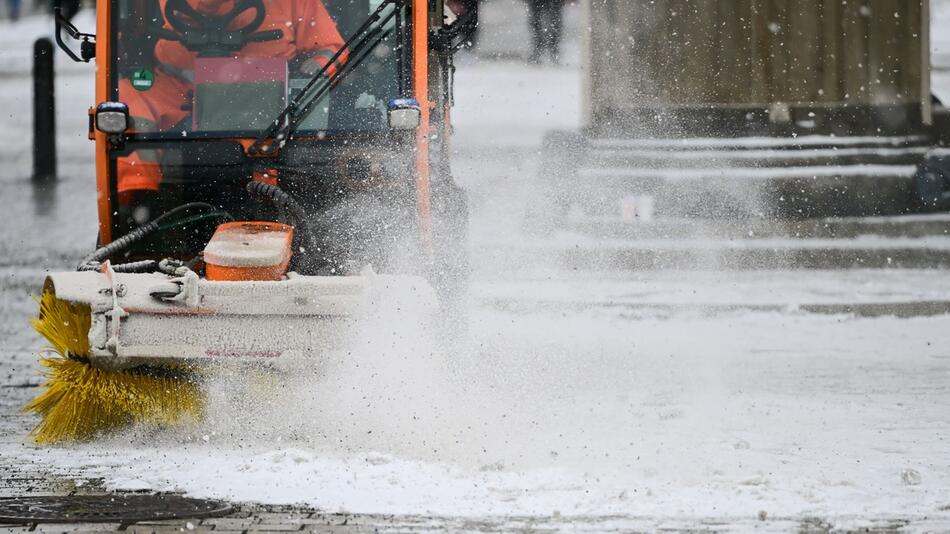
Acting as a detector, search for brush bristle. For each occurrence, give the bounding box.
[25,291,204,444]
[31,290,90,359]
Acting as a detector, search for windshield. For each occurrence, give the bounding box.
[112,0,407,136]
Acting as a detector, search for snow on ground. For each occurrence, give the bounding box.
[8,310,950,520]
[0,2,950,527]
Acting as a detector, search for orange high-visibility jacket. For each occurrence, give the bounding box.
[155,0,345,75]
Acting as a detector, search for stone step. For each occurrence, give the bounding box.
[588,146,928,169]
[475,236,950,270]
[535,131,941,220]
[471,269,950,317]
[587,134,931,151]
[559,214,950,240]
[567,165,921,218]
[479,297,950,318]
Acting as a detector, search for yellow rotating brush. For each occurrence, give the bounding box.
[25,291,204,444]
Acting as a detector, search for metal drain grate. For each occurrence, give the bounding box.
[0,494,232,524]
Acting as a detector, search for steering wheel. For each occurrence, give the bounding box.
[153,0,283,56]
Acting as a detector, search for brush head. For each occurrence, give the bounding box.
[24,291,205,444]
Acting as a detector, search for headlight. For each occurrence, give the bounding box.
[387,98,421,130]
[95,101,129,134]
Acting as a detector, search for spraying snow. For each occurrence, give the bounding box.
[1,1,950,527]
[10,309,950,519]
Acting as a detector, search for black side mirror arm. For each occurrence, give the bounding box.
[430,5,477,54]
[54,6,96,62]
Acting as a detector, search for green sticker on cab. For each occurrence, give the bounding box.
[131,69,154,91]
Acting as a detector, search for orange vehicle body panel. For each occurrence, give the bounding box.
[95,0,113,244]
[412,0,431,244]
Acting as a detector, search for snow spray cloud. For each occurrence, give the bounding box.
[120,0,762,478]
[123,147,476,460]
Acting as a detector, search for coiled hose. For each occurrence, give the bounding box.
[77,202,230,272]
[245,181,323,272]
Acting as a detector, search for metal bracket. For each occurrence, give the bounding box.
[54,7,95,63]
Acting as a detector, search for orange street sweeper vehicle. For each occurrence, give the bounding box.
[28,0,475,442]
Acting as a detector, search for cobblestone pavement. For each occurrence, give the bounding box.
[3,507,950,533]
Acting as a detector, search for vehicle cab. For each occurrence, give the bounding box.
[56,0,471,282]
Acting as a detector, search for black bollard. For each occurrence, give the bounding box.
[33,38,56,182]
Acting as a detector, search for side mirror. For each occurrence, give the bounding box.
[95,102,129,134]
[54,7,96,63]
[431,3,477,53]
[387,98,421,130]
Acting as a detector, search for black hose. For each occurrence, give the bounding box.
[110,260,160,273]
[77,202,229,271]
[245,181,324,272]
[77,222,159,271]
[246,182,307,223]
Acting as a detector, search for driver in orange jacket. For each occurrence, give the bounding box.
[117,0,345,202]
